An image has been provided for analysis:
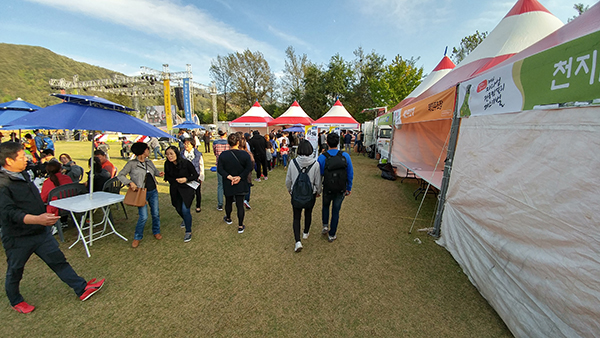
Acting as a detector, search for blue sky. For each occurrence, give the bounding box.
[1,0,597,87]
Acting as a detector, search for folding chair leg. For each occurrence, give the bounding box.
[121,202,128,219]
[55,219,64,242]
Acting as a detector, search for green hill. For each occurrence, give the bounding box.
[0,43,121,107]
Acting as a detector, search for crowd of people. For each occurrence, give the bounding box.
[0,126,356,314]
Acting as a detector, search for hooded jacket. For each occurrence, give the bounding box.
[0,168,47,238]
[285,155,322,195]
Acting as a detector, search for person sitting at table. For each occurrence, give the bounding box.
[117,142,164,248]
[40,160,73,216]
[164,146,198,243]
[33,149,55,178]
[59,153,84,183]
[85,157,111,192]
[94,149,117,178]
[0,141,105,314]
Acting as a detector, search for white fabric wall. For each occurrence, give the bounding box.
[438,107,600,337]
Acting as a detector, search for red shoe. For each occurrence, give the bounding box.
[12,301,35,314]
[80,278,105,301]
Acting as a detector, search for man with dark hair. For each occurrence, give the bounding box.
[0,142,105,314]
[317,132,354,242]
[248,130,269,181]
[94,149,117,178]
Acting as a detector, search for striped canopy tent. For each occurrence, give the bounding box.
[229,101,273,128]
[396,55,455,108]
[268,100,314,126]
[313,99,359,129]
[402,0,564,107]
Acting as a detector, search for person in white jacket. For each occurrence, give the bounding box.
[285,140,322,252]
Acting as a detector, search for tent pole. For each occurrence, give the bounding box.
[431,85,461,238]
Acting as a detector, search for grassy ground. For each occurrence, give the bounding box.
[0,141,512,337]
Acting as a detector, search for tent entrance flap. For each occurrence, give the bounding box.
[391,119,451,189]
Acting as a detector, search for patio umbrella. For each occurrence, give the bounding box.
[6,94,174,195]
[173,121,205,130]
[283,124,306,132]
[0,98,42,136]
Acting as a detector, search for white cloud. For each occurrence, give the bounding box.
[25,0,276,55]
[352,0,451,32]
[267,25,311,50]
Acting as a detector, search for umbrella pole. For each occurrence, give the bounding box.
[89,130,95,199]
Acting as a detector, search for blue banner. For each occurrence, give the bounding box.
[183,78,192,121]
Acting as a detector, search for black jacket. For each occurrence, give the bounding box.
[217,150,252,197]
[248,134,267,160]
[0,169,47,238]
[164,158,199,209]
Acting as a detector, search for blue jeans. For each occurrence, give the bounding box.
[153,146,164,159]
[180,201,192,233]
[217,173,224,207]
[282,154,289,167]
[135,189,160,240]
[322,192,345,237]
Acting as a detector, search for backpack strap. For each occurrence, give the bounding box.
[293,158,301,171]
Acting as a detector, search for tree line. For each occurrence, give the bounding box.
[208,46,424,123]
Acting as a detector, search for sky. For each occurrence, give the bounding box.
[1,0,598,88]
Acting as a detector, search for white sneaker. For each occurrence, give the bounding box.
[321,226,329,235]
[328,235,337,242]
[294,241,303,252]
[302,232,309,239]
[244,200,251,209]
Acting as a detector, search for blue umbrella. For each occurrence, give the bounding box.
[52,93,134,112]
[283,124,306,132]
[0,98,42,112]
[173,121,205,130]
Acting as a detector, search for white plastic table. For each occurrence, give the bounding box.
[50,192,127,257]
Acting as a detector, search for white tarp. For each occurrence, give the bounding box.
[438,107,600,337]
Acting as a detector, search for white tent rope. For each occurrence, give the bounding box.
[408,126,452,234]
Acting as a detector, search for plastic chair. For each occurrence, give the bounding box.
[102,177,128,219]
[47,183,88,242]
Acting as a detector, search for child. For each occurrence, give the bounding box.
[280,139,290,168]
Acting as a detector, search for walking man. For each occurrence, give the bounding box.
[203,131,212,153]
[0,142,105,314]
[248,130,268,181]
[318,133,354,242]
[213,128,230,211]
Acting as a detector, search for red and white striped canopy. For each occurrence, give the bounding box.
[396,0,563,110]
[268,101,314,126]
[229,101,273,127]
[397,55,455,108]
[314,100,359,129]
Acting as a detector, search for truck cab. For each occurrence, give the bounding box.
[376,125,392,161]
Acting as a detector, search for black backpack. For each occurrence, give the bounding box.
[323,151,347,194]
[291,159,315,208]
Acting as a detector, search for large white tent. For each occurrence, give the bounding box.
[438,4,600,336]
[229,101,273,134]
[268,100,314,126]
[396,55,455,108]
[389,0,563,189]
[313,99,359,129]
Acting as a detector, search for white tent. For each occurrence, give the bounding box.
[229,101,273,134]
[438,4,600,336]
[268,101,314,126]
[396,55,455,108]
[313,99,359,129]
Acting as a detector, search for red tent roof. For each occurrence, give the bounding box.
[268,101,314,126]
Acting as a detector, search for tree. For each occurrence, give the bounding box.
[227,49,276,111]
[323,54,354,103]
[209,55,233,116]
[451,30,488,64]
[375,55,424,108]
[568,3,590,22]
[347,47,386,121]
[281,46,309,102]
[299,63,328,120]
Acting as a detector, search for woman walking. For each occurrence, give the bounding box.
[118,142,164,248]
[237,134,254,210]
[181,138,204,213]
[217,133,253,234]
[285,140,322,252]
[164,146,199,242]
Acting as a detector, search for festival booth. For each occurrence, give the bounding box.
[229,101,273,135]
[396,55,455,108]
[389,0,563,190]
[313,99,359,129]
[268,101,314,127]
[437,5,600,336]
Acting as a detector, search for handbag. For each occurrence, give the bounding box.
[124,187,147,207]
[123,162,148,207]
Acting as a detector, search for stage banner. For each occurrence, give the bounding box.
[458,30,600,117]
[183,78,192,121]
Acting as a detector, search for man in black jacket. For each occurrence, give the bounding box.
[0,142,105,314]
[248,130,269,181]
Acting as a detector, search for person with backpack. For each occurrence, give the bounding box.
[285,140,322,253]
[317,132,354,242]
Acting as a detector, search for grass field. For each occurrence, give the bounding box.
[0,141,512,337]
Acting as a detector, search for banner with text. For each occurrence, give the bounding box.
[392,87,455,126]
